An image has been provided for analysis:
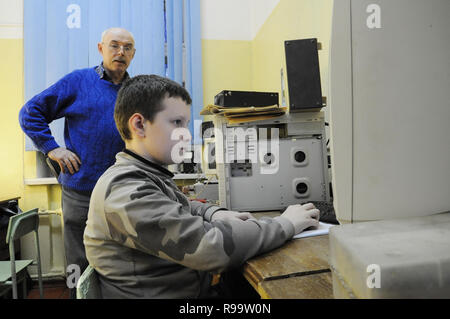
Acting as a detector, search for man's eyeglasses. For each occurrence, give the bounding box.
[104,42,134,54]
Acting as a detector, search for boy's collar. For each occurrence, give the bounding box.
[123,149,174,178]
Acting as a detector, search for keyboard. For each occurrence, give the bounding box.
[281,200,339,225]
[307,201,339,225]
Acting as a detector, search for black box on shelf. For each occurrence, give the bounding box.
[214,90,279,107]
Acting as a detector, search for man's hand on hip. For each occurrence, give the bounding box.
[48,147,81,175]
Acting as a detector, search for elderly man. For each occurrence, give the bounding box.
[19,27,136,298]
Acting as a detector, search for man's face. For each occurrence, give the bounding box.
[143,97,191,165]
[98,29,135,73]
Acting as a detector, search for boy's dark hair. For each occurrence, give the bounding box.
[114,74,192,140]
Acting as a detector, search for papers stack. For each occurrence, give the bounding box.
[200,104,287,124]
[293,222,336,239]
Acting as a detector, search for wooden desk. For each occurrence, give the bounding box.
[242,212,334,299]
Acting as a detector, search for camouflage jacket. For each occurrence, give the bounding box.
[84,150,295,298]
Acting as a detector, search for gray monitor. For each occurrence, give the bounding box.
[329,0,450,223]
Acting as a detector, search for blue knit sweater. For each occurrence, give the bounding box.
[19,66,125,192]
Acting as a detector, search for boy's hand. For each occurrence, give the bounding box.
[48,147,81,175]
[211,210,256,222]
[281,203,320,234]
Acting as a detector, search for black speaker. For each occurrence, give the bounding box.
[285,38,324,111]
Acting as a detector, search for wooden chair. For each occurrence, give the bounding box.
[0,208,43,299]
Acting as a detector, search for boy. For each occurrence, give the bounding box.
[83,74,320,298]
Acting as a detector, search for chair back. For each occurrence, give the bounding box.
[6,208,39,244]
[3,207,43,299]
[76,265,102,299]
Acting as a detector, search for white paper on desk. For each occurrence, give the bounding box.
[293,222,336,239]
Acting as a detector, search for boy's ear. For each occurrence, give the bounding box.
[128,113,146,138]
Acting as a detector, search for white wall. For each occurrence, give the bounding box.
[249,0,280,39]
[0,0,23,38]
[200,0,280,40]
[200,0,252,40]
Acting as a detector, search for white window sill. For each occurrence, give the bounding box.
[23,174,205,185]
[24,178,59,185]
